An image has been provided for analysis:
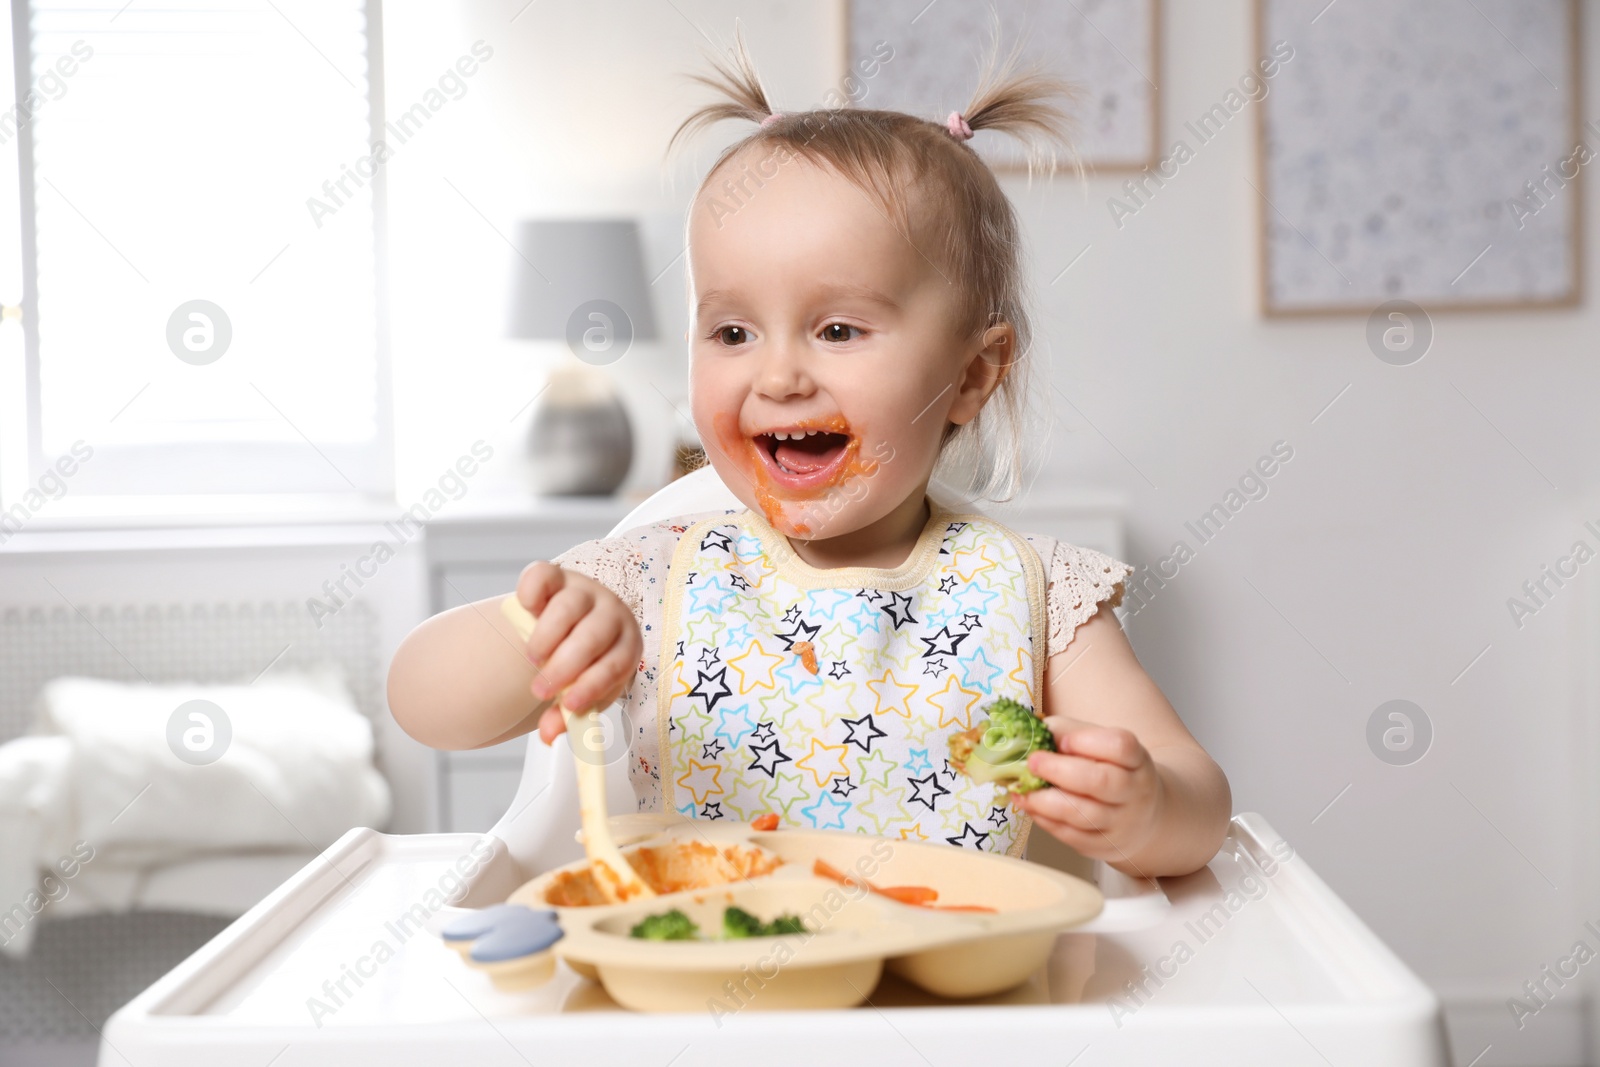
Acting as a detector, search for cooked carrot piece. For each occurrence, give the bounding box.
[750,813,780,831]
[813,858,858,886]
[812,859,957,909]
[876,885,939,905]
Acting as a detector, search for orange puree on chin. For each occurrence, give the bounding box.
[709,412,880,538]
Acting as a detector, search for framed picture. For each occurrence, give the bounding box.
[843,0,1161,174]
[1254,0,1583,315]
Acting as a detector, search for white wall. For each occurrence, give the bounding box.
[381,2,1600,1060]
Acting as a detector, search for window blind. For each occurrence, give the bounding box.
[19,0,387,495]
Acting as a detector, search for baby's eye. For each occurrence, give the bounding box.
[820,323,862,343]
[712,325,749,346]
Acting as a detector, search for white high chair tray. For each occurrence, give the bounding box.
[101,812,1447,1066]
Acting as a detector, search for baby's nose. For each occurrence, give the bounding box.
[753,341,816,400]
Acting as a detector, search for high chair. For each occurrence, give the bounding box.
[100,466,1451,1066]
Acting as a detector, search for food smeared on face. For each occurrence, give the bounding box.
[709,411,883,538]
[752,415,858,490]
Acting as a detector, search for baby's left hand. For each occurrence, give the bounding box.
[1015,716,1166,870]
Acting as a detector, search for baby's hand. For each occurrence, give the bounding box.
[1015,717,1165,870]
[515,561,642,744]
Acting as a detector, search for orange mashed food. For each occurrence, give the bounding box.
[709,411,879,536]
[542,841,782,907]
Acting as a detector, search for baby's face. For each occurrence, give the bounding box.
[686,151,984,541]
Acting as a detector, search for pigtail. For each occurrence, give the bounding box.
[958,9,1088,186]
[926,20,1088,502]
[664,24,777,165]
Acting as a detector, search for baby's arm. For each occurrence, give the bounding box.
[1020,603,1231,878]
[386,562,641,751]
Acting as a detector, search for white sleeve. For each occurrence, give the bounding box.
[1044,540,1133,658]
[551,537,646,631]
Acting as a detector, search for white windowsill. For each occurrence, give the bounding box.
[0,491,648,554]
[11,494,404,530]
[9,491,645,527]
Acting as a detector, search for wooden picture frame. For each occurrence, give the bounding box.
[842,0,1162,175]
[1254,0,1583,316]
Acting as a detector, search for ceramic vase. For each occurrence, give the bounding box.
[526,362,633,495]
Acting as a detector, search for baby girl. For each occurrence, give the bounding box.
[390,39,1230,878]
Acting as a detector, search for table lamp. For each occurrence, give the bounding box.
[507,218,657,495]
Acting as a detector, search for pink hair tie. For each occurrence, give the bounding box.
[946,110,974,141]
[761,111,784,128]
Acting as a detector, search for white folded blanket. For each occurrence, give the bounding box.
[0,669,390,957]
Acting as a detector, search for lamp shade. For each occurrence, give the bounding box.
[506,218,658,343]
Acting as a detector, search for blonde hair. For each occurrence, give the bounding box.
[664,22,1085,502]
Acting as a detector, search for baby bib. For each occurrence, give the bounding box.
[654,502,1048,856]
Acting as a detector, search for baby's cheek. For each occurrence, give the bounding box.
[866,432,935,495]
[703,409,754,474]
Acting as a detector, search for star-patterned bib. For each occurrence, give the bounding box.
[653,501,1048,856]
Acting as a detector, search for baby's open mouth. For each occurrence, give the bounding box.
[752,426,853,488]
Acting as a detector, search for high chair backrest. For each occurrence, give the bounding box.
[487,465,970,875]
[609,463,743,534]
[488,466,740,873]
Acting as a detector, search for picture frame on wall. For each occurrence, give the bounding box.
[844,0,1162,175]
[1254,0,1583,316]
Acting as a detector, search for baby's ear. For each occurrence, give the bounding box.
[978,322,1016,375]
[949,321,1015,425]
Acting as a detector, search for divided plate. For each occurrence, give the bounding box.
[504,821,1103,1011]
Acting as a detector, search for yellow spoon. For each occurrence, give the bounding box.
[500,595,654,903]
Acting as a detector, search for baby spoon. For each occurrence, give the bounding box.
[500,594,655,904]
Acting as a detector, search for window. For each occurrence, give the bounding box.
[3,0,391,501]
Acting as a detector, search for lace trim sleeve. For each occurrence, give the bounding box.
[551,537,646,623]
[1046,541,1134,658]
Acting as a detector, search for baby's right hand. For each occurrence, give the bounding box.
[515,561,642,745]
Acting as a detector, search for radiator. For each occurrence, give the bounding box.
[0,599,382,744]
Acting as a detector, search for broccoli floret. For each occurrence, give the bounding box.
[631,906,808,941]
[948,696,1053,794]
[629,909,699,940]
[721,906,807,938]
[721,906,765,939]
[763,913,806,935]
